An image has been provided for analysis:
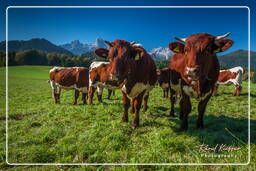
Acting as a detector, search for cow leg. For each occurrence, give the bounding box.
[97,87,103,103]
[53,92,58,104]
[197,94,212,129]
[56,88,61,104]
[234,85,241,96]
[212,85,218,95]
[143,93,149,112]
[166,88,169,98]
[237,85,242,96]
[179,93,191,131]
[121,91,130,122]
[132,91,145,129]
[130,99,135,114]
[82,92,87,105]
[107,89,112,100]
[73,90,79,105]
[88,86,96,105]
[169,88,176,118]
[163,89,165,98]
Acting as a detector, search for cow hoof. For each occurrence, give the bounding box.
[131,125,138,130]
[121,118,128,122]
[169,114,176,118]
[196,124,204,129]
[130,109,135,114]
[179,127,188,131]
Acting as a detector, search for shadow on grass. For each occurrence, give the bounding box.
[169,115,255,146]
[214,92,256,97]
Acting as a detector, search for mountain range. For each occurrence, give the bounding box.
[60,38,172,61]
[0,38,73,56]
[0,38,254,69]
[60,38,108,55]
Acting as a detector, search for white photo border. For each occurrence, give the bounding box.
[5,6,251,166]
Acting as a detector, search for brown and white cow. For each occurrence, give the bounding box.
[168,32,233,131]
[49,67,89,104]
[213,66,244,96]
[88,61,117,104]
[94,40,157,129]
[157,68,170,98]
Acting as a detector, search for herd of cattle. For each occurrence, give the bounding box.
[48,32,244,131]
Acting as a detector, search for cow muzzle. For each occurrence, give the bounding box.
[186,66,200,81]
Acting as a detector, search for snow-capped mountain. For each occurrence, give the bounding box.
[60,38,108,55]
[60,38,172,61]
[149,47,173,61]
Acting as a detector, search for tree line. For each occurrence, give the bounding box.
[0,49,255,83]
[0,49,169,69]
[0,49,103,68]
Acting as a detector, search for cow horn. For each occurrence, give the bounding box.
[174,37,186,43]
[130,41,136,45]
[215,32,231,41]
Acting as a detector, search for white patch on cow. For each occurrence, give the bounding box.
[123,83,153,99]
[97,87,103,95]
[49,66,84,73]
[89,61,109,71]
[217,66,244,86]
[161,83,169,90]
[182,85,197,97]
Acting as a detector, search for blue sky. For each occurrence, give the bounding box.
[0,0,255,53]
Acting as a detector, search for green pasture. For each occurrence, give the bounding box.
[0,66,255,170]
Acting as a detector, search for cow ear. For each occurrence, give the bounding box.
[214,38,234,53]
[94,48,109,58]
[168,42,184,53]
[132,47,143,60]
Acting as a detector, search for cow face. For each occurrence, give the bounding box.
[169,33,233,81]
[94,40,142,82]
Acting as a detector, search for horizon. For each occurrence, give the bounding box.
[2,37,253,54]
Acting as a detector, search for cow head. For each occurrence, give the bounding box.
[157,68,169,86]
[94,40,143,83]
[169,33,233,81]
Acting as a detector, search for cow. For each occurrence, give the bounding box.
[94,40,157,129]
[168,32,233,131]
[213,66,244,96]
[49,67,89,105]
[88,61,117,104]
[157,68,170,98]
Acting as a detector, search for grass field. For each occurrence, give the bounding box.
[0,66,255,170]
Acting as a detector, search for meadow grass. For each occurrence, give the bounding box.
[0,65,255,170]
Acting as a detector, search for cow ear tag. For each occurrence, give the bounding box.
[135,52,141,60]
[173,47,180,53]
[214,48,220,53]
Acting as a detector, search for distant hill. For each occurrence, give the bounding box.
[218,50,255,69]
[0,38,73,56]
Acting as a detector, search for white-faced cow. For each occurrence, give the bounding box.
[94,40,157,129]
[157,68,170,98]
[88,61,117,104]
[49,67,89,104]
[213,66,244,96]
[168,33,234,131]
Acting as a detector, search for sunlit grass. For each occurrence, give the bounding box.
[0,66,255,170]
